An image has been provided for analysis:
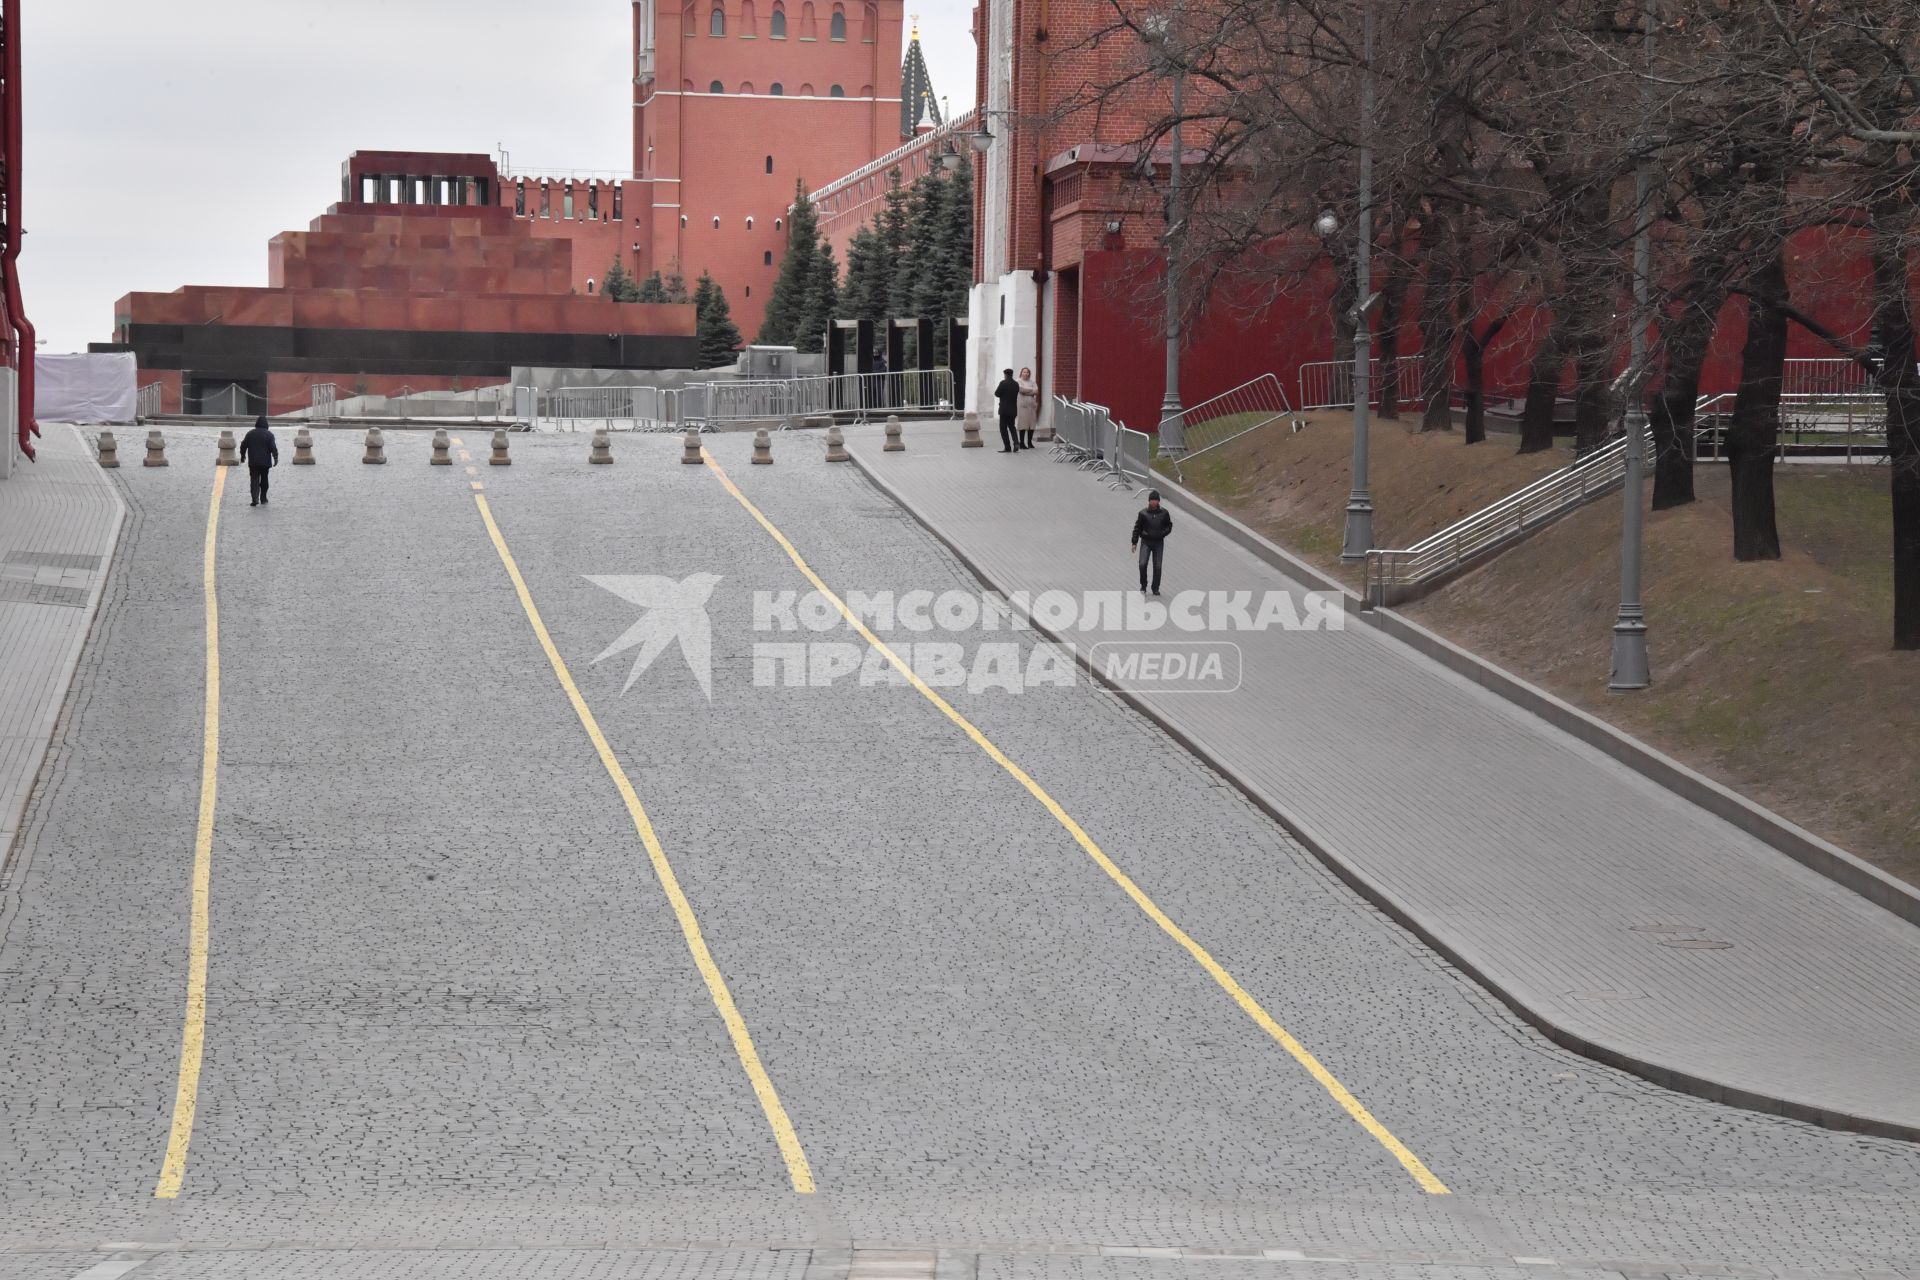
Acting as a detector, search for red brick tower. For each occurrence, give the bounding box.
[633,0,905,337]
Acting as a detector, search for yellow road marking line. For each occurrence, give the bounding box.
[699,449,1450,1196]
[471,493,816,1194]
[470,482,484,491]
[450,437,465,447]
[155,465,228,1198]
[459,452,473,463]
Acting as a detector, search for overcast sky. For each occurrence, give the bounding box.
[22,0,978,352]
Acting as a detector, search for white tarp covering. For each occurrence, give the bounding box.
[35,352,138,423]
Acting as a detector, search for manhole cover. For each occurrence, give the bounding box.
[1659,938,1734,950]
[1628,923,1707,934]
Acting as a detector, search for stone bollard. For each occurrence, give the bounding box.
[363,427,387,464]
[751,428,774,465]
[589,427,613,464]
[430,429,452,465]
[824,425,850,462]
[292,427,315,464]
[680,429,704,464]
[489,429,511,466]
[143,430,168,467]
[883,415,905,452]
[215,429,240,466]
[961,412,983,448]
[96,430,120,468]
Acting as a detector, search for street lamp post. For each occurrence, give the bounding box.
[1149,7,1187,456]
[1609,7,1657,691]
[1341,2,1376,562]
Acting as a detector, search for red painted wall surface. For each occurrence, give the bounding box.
[635,0,905,335]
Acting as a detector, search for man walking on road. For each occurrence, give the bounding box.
[994,368,1023,453]
[240,415,278,507]
[1131,489,1172,595]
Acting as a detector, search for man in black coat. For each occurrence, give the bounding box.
[993,368,1023,453]
[239,415,278,506]
[1130,489,1173,595]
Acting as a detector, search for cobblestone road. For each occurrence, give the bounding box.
[1,428,1917,1279]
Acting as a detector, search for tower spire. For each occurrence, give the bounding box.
[899,21,941,138]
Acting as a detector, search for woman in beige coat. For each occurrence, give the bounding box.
[1015,366,1040,449]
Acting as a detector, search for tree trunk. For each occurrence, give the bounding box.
[1417,211,1457,432]
[1727,248,1787,562]
[1649,287,1721,510]
[1375,262,1410,421]
[1571,326,1612,456]
[1519,316,1564,454]
[1461,313,1507,446]
[1870,213,1920,648]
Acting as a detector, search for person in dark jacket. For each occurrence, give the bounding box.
[993,368,1023,453]
[1130,489,1173,595]
[239,415,278,506]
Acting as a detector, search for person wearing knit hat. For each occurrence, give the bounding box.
[1130,490,1173,595]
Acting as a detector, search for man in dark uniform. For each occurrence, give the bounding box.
[239,415,279,506]
[994,368,1023,453]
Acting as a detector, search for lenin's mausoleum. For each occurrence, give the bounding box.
[101,0,932,416]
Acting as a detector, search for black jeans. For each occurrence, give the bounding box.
[999,417,1019,451]
[249,465,271,504]
[1137,539,1164,592]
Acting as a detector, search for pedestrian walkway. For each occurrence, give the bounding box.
[0,426,122,861]
[843,420,1920,1139]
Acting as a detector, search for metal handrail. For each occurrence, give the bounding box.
[1363,431,1654,606]
[135,382,165,420]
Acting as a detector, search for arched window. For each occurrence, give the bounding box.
[586,278,597,295]
[712,216,721,228]
[799,83,814,95]
[765,155,774,173]
[799,1,816,38]
[770,3,786,37]
[829,83,844,97]
[765,250,774,265]
[746,216,754,228]
[769,82,784,95]
[861,2,876,41]
[829,6,846,39]
[710,7,725,35]
[740,81,755,93]
[859,83,872,95]
[775,218,783,230]
[682,79,695,90]
[710,79,725,93]
[740,0,757,34]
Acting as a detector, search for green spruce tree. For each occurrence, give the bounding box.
[636,270,668,303]
[693,271,744,369]
[892,173,945,320]
[792,239,840,355]
[661,265,691,304]
[842,227,887,321]
[759,179,823,345]
[602,254,639,302]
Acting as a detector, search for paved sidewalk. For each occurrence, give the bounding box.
[844,420,1920,1139]
[0,425,122,861]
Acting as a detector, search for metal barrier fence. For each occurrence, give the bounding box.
[1297,359,1423,410]
[1363,431,1654,607]
[136,382,165,420]
[310,382,336,422]
[182,383,271,417]
[1047,394,1148,489]
[1168,373,1296,480]
[1693,390,1890,462]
